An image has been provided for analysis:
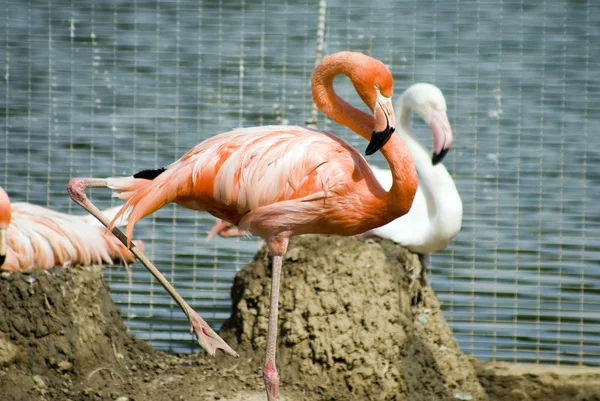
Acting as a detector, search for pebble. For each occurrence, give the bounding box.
[58,360,73,372]
[32,375,46,388]
[416,314,429,325]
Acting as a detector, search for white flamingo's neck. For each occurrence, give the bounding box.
[396,99,461,225]
[398,103,433,174]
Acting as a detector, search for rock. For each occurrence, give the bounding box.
[221,235,487,400]
[57,360,73,372]
[32,375,46,388]
[0,332,19,365]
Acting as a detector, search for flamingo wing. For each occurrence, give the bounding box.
[108,125,371,240]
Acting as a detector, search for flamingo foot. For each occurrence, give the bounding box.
[189,310,238,357]
[263,359,280,401]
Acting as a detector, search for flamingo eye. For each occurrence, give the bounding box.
[374,84,381,92]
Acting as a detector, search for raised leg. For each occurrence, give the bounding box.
[67,178,238,358]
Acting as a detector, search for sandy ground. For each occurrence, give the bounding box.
[476,362,600,401]
[0,235,598,401]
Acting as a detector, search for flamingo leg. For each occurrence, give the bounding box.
[419,254,430,283]
[409,254,429,306]
[264,253,283,401]
[67,178,238,358]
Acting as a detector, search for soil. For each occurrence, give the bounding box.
[0,235,597,401]
[0,264,272,401]
[477,362,600,401]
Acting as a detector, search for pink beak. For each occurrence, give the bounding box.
[430,108,453,165]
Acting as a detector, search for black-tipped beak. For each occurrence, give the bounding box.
[0,254,5,267]
[366,93,396,156]
[432,148,449,165]
[366,125,395,156]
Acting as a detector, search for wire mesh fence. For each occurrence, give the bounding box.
[1,0,599,365]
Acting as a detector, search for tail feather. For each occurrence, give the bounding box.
[105,176,151,237]
[106,172,185,243]
[100,234,143,264]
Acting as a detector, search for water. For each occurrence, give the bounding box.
[1,0,599,365]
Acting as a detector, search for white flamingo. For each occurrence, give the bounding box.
[365,83,462,294]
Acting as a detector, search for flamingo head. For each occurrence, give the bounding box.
[0,187,11,267]
[311,51,397,155]
[399,83,454,165]
[365,85,397,156]
[351,57,397,156]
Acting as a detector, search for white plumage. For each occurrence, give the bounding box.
[365,83,463,255]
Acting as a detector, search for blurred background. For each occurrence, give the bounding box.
[1,0,599,365]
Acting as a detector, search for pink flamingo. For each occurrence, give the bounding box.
[67,51,420,400]
[0,186,141,272]
[208,83,461,273]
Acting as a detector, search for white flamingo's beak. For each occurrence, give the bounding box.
[0,228,7,267]
[366,93,396,156]
[430,108,453,165]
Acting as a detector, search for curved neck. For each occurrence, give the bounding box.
[397,100,453,203]
[379,133,418,214]
[399,101,413,132]
[311,53,376,142]
[311,52,418,216]
[398,101,432,173]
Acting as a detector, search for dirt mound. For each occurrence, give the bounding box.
[221,235,487,400]
[0,266,275,401]
[0,237,599,401]
[0,266,155,400]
